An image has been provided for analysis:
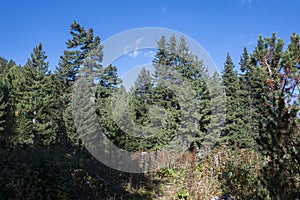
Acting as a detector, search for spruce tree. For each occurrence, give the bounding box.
[191,56,211,147]
[152,35,185,149]
[153,36,168,79]
[3,65,21,138]
[98,64,122,97]
[0,57,17,137]
[221,53,240,145]
[238,48,259,149]
[95,63,124,148]
[204,71,225,149]
[131,67,153,126]
[128,68,155,149]
[153,35,212,151]
[0,57,16,82]
[239,48,255,145]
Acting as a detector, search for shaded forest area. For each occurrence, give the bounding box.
[0,22,299,199]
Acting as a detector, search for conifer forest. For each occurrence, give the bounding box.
[0,21,299,200]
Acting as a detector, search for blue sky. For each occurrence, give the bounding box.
[0,0,299,76]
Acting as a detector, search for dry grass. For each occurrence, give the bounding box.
[119,145,266,199]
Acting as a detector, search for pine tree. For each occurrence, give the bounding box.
[72,76,98,148]
[72,36,104,146]
[56,21,102,144]
[57,21,102,85]
[14,43,57,145]
[250,33,299,199]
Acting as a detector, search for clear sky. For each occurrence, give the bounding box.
[0,0,299,74]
